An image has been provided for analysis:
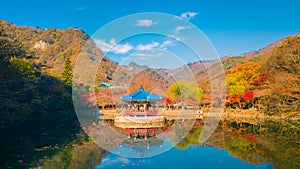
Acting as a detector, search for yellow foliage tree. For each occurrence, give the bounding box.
[165,81,203,105]
[225,74,245,96]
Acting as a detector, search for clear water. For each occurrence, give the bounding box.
[96,144,270,169]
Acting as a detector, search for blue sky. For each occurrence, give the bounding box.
[1,0,300,68]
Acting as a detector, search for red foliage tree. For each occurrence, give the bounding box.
[252,74,267,86]
[243,91,254,101]
[162,97,172,104]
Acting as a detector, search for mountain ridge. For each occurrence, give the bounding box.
[1,19,299,114]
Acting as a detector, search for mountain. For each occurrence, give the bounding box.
[114,62,170,92]
[0,20,118,83]
[0,20,122,129]
[1,19,299,117]
[0,21,75,129]
[240,37,286,58]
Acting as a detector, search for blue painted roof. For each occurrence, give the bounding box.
[99,82,113,87]
[120,85,162,101]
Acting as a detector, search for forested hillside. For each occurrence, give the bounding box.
[205,33,300,115]
[0,21,76,129]
[260,34,300,114]
[158,32,299,116]
[0,20,118,129]
[1,19,299,130]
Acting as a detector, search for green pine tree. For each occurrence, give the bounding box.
[62,57,73,87]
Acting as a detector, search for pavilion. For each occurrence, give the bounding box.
[120,85,162,116]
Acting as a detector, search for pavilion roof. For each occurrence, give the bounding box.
[120,85,162,101]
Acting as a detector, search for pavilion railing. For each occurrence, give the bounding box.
[123,109,159,116]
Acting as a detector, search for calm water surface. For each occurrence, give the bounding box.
[1,119,299,169]
[96,144,270,169]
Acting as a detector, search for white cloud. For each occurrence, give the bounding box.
[136,42,160,51]
[135,19,156,27]
[95,38,176,55]
[95,39,133,54]
[122,50,182,69]
[133,52,163,57]
[173,26,192,34]
[112,43,133,54]
[160,40,175,48]
[123,51,164,62]
[180,12,198,20]
[133,53,150,57]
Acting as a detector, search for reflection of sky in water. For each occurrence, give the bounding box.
[95,144,271,169]
[109,140,174,158]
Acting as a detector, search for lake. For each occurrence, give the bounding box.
[1,118,299,169]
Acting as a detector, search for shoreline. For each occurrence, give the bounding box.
[100,108,300,122]
[203,108,300,122]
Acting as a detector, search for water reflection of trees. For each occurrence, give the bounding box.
[35,140,106,169]
[261,121,300,169]
[18,119,300,169]
[176,119,300,169]
[175,120,203,149]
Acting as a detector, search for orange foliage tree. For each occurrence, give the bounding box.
[225,62,264,109]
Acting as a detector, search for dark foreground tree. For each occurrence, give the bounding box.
[62,57,73,87]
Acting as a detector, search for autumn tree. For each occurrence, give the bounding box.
[228,61,264,88]
[261,36,300,114]
[224,61,266,109]
[166,81,203,105]
[0,23,26,62]
[225,74,246,96]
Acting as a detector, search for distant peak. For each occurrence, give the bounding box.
[128,62,138,67]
